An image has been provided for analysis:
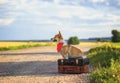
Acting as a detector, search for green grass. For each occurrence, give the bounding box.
[90,59,120,83]
[88,45,120,67]
[87,43,120,83]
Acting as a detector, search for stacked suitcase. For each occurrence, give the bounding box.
[58,57,89,74]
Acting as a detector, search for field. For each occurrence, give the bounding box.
[0,41,109,51]
[0,42,56,51]
[0,42,56,47]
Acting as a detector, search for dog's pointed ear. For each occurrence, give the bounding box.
[59,31,63,39]
[59,31,61,35]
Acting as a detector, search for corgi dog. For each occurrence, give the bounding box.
[52,31,83,59]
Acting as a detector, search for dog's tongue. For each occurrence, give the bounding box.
[57,42,64,52]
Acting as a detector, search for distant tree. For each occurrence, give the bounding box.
[97,38,102,42]
[112,29,120,42]
[68,36,79,45]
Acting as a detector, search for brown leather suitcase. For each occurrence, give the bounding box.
[58,65,89,74]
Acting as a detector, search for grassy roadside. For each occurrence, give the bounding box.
[0,41,105,51]
[87,42,120,83]
[0,41,111,51]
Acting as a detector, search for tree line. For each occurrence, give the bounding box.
[68,29,120,45]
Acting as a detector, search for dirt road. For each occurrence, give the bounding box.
[0,46,91,83]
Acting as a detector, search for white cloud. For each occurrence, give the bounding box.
[0,0,7,4]
[1,0,120,29]
[90,0,106,3]
[0,18,15,25]
[0,0,120,40]
[54,0,60,4]
[0,0,107,18]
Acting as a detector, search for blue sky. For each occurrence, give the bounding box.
[0,0,120,40]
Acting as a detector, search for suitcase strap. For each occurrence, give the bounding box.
[76,59,78,65]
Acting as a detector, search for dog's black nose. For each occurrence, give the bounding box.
[51,38,53,40]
